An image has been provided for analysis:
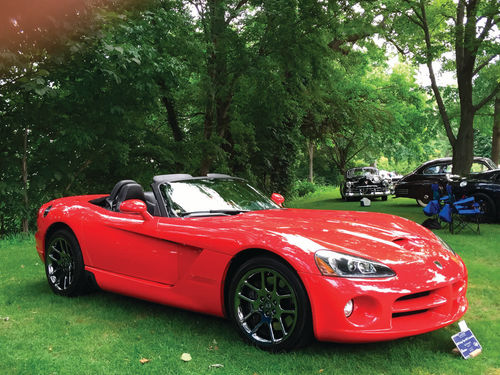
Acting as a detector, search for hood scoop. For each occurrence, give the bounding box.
[392,237,408,243]
[392,236,426,252]
[392,237,412,248]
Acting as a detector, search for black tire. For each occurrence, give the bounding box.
[416,196,430,207]
[473,193,497,223]
[45,229,88,297]
[381,196,388,201]
[340,186,346,200]
[228,256,312,352]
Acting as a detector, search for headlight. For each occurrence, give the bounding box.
[315,250,395,278]
[346,182,352,188]
[436,236,456,255]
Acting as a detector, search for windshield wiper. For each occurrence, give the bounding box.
[179,209,250,217]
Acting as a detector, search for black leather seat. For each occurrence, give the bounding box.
[115,183,147,212]
[144,191,160,216]
[105,180,137,210]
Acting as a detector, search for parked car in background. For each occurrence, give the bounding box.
[383,170,403,183]
[451,169,500,222]
[394,157,496,206]
[341,167,391,201]
[379,170,403,194]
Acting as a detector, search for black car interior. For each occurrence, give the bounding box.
[91,174,233,217]
[91,180,159,216]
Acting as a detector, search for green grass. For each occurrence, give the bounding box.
[1,188,499,375]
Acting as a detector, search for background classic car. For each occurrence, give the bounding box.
[394,157,496,206]
[340,167,392,201]
[451,169,500,222]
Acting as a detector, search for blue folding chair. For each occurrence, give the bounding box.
[438,184,483,234]
[423,200,440,216]
[422,184,443,229]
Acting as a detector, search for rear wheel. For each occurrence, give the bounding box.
[228,256,312,351]
[416,195,430,207]
[381,196,388,201]
[473,193,497,223]
[45,229,88,296]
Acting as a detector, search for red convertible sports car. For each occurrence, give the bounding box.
[35,174,468,351]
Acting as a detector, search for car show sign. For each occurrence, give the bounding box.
[452,321,482,359]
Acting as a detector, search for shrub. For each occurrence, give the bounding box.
[292,180,317,198]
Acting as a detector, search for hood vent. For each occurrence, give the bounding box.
[392,237,409,244]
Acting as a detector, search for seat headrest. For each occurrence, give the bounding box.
[117,183,145,203]
[109,180,137,199]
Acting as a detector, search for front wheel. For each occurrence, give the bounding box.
[45,229,88,296]
[228,256,312,351]
[340,186,346,200]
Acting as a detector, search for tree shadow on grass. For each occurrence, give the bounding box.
[12,279,48,298]
[75,289,233,333]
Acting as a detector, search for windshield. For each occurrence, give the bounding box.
[483,158,497,170]
[347,168,378,178]
[160,178,279,216]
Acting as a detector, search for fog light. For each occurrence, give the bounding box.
[344,299,354,317]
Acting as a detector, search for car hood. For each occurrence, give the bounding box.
[202,209,463,279]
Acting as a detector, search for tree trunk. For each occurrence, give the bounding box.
[451,0,477,176]
[307,140,314,183]
[491,91,500,165]
[200,0,233,175]
[162,96,183,142]
[0,215,4,238]
[200,96,215,175]
[22,126,29,233]
[452,111,474,176]
[157,78,183,143]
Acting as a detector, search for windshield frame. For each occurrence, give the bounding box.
[159,177,280,217]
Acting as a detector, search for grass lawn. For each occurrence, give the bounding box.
[0,187,498,374]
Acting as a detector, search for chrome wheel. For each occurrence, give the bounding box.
[46,237,75,291]
[45,229,89,296]
[416,196,430,207]
[234,268,298,344]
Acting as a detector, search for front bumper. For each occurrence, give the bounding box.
[394,187,410,198]
[35,230,45,262]
[345,188,391,197]
[299,272,468,343]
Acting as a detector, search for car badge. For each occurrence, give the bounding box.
[434,260,443,269]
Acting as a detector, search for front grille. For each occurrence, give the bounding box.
[352,187,388,193]
[395,188,408,195]
[392,288,447,319]
[396,291,431,301]
[392,309,428,318]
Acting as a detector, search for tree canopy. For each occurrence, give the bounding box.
[1,0,498,235]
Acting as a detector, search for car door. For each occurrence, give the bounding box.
[81,208,179,285]
[412,163,449,201]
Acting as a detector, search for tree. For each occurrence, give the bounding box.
[493,91,500,164]
[384,0,500,175]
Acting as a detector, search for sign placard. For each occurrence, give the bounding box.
[451,321,482,359]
